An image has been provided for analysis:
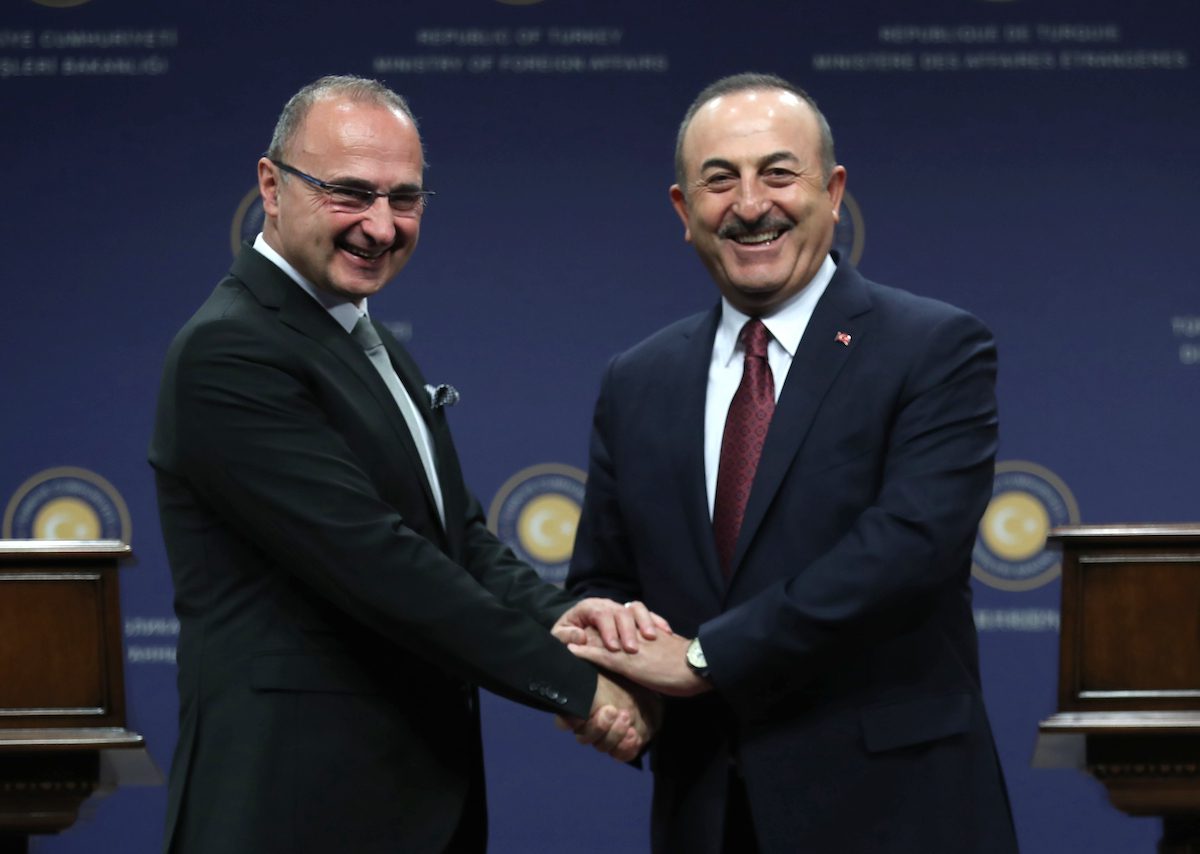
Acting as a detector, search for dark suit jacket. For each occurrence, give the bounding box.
[568,260,1018,854]
[150,246,597,854]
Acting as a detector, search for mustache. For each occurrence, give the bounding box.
[718,216,793,240]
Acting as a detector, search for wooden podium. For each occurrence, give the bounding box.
[1038,524,1200,853]
[0,540,145,854]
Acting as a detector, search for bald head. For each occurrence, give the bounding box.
[267,74,422,164]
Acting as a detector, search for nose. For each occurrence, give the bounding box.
[359,195,398,244]
[731,176,771,219]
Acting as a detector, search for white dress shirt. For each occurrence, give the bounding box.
[704,254,837,517]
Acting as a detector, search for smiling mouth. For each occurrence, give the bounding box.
[731,229,785,246]
[720,216,793,247]
[339,242,389,261]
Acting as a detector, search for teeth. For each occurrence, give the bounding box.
[734,230,782,245]
[344,245,383,260]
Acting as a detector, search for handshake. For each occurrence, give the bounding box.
[549,598,712,763]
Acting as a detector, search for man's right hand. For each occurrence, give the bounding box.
[555,672,661,762]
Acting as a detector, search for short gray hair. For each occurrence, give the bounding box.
[266,75,420,162]
[674,72,835,191]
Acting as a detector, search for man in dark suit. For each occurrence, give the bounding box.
[564,73,1019,853]
[149,75,659,854]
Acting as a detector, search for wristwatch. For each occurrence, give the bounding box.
[686,637,711,681]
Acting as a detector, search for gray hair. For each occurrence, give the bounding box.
[266,75,420,162]
[673,72,835,191]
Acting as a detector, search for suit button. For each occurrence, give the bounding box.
[556,696,568,706]
[547,689,560,700]
[529,681,541,692]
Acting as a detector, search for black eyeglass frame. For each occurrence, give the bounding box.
[266,156,434,215]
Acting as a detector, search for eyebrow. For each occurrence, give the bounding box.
[699,150,801,174]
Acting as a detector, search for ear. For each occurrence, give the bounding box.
[258,157,281,217]
[826,165,847,222]
[669,184,692,243]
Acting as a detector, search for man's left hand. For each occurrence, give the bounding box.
[552,597,672,653]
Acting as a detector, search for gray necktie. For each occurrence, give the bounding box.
[351,315,445,524]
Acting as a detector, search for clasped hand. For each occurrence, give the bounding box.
[550,598,710,762]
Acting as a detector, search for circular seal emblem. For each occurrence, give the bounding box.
[488,463,586,586]
[972,460,1079,591]
[230,185,265,258]
[833,190,865,266]
[3,466,131,542]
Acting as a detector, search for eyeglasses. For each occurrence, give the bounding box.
[267,157,434,216]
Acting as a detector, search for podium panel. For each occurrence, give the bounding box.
[0,572,112,715]
[1074,560,1200,700]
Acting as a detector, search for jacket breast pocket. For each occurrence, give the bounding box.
[859,692,973,753]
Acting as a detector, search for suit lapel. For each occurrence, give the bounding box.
[674,307,727,599]
[376,323,464,546]
[728,263,873,577]
[232,247,445,534]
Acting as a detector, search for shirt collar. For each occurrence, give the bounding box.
[715,253,837,366]
[253,233,366,334]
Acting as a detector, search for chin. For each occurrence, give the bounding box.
[730,280,786,300]
[337,267,393,290]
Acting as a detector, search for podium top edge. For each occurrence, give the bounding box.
[0,727,145,751]
[1039,711,1200,733]
[1048,524,1200,544]
[0,539,132,559]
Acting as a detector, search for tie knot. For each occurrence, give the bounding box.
[352,315,383,351]
[741,319,771,360]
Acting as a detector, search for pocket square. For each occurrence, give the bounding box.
[425,383,460,409]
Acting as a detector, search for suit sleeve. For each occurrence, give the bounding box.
[701,309,998,718]
[156,314,596,719]
[459,492,581,628]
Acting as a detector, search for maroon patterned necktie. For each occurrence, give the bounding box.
[713,319,776,577]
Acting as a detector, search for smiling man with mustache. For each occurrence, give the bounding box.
[565,72,1019,853]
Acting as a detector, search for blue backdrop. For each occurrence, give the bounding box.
[2,0,1197,851]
